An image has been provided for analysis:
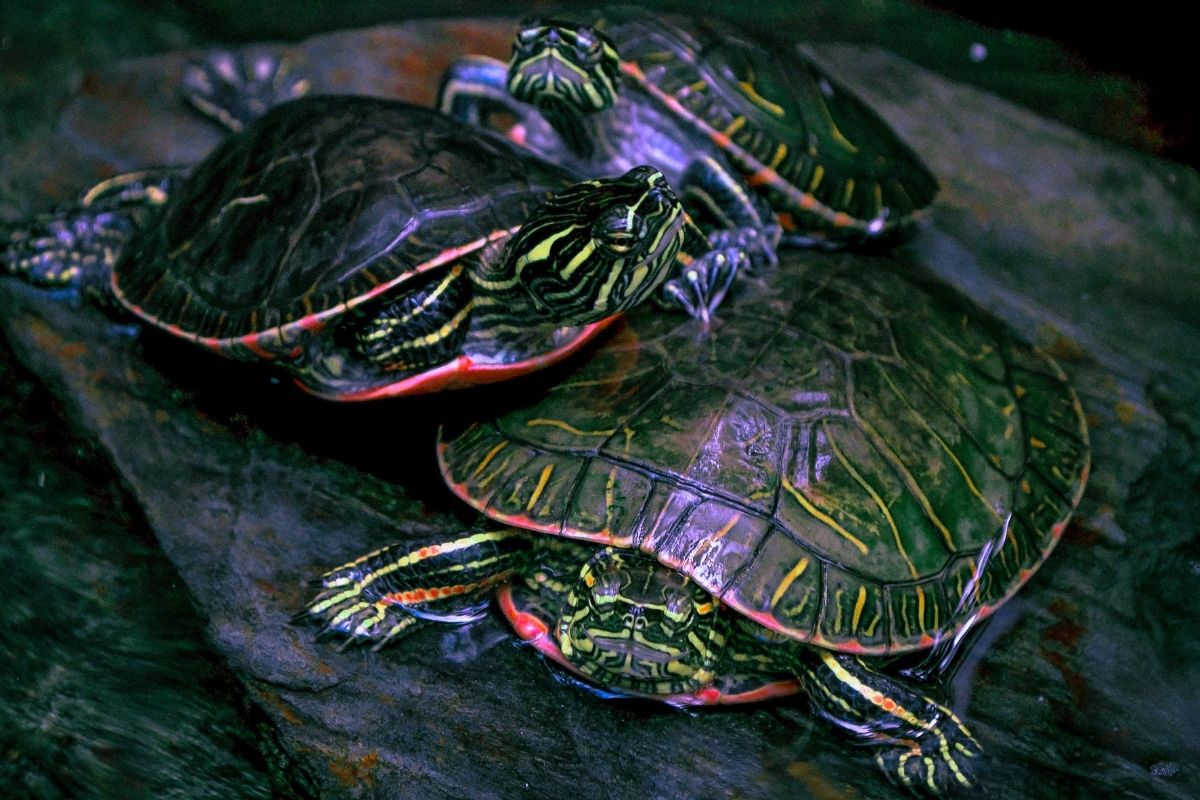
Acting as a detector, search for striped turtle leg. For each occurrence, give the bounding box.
[798,650,981,795]
[348,264,474,374]
[305,529,535,649]
[680,154,780,271]
[182,50,310,133]
[2,170,179,303]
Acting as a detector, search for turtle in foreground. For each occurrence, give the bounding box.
[306,255,1090,793]
[439,5,938,261]
[2,93,740,399]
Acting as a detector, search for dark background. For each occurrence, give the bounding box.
[0,1,1194,168]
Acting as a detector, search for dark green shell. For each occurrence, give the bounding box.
[114,96,580,344]
[439,256,1089,654]
[594,8,938,236]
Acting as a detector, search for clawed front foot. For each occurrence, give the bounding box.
[707,224,778,273]
[183,50,310,132]
[302,530,532,650]
[2,170,179,303]
[658,246,747,324]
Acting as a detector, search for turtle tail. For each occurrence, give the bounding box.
[2,170,179,304]
[800,650,981,795]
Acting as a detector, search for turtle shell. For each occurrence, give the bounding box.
[592,8,938,238]
[439,255,1089,654]
[112,96,586,371]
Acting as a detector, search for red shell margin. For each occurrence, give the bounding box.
[441,448,1091,658]
[497,586,800,706]
[110,227,519,362]
[301,315,621,401]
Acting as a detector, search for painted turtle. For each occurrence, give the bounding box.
[439,6,938,257]
[2,93,739,399]
[306,255,1090,793]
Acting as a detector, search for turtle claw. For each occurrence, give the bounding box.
[659,246,746,324]
[707,224,778,274]
[183,50,310,132]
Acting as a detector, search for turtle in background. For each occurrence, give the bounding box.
[3,55,745,399]
[439,5,938,269]
[305,255,1090,794]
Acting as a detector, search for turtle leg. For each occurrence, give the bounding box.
[304,529,534,649]
[182,50,310,133]
[798,650,981,795]
[679,155,781,272]
[2,169,180,303]
[437,55,565,155]
[656,216,748,324]
[348,264,474,373]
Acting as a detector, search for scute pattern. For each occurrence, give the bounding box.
[440,256,1089,653]
[592,8,939,234]
[116,96,578,342]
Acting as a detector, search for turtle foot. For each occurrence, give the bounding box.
[182,50,310,132]
[304,571,429,650]
[658,246,746,324]
[708,225,779,274]
[2,170,177,304]
[874,713,982,796]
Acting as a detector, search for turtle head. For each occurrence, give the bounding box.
[508,18,621,115]
[558,549,721,697]
[488,166,685,324]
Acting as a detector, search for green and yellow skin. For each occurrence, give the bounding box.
[2,95,741,399]
[438,7,939,258]
[306,257,1089,794]
[310,533,980,794]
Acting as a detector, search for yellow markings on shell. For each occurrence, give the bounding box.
[737,80,785,117]
[782,474,869,555]
[476,455,512,490]
[711,512,741,542]
[472,441,509,478]
[851,586,867,632]
[809,164,825,191]
[602,465,619,535]
[1030,436,1047,449]
[768,143,788,169]
[526,418,617,437]
[915,584,927,631]
[723,116,747,136]
[853,410,957,552]
[876,368,1002,524]
[823,419,917,577]
[526,463,555,512]
[842,179,856,209]
[769,556,810,610]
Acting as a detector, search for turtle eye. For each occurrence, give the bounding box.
[575,28,603,60]
[593,208,644,254]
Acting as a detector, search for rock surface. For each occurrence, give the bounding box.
[2,18,1199,800]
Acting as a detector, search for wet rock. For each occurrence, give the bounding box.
[2,18,1199,800]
